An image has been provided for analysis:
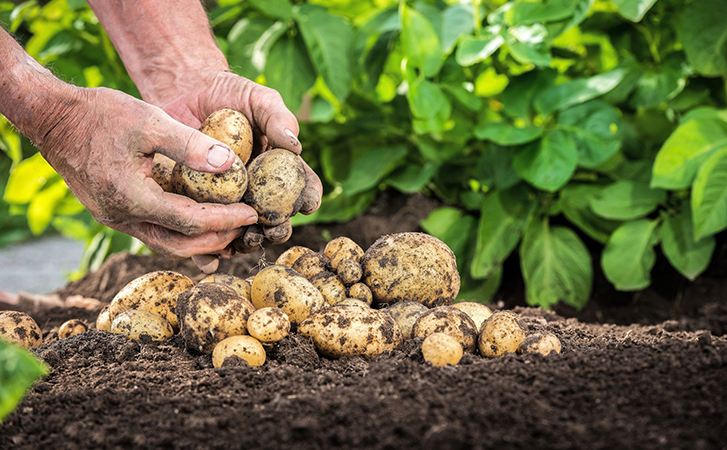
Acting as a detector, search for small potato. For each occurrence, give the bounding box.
[362,232,460,308]
[58,319,87,339]
[310,271,347,305]
[422,333,463,367]
[275,246,315,267]
[177,283,256,353]
[108,271,194,332]
[298,305,402,359]
[233,224,265,254]
[243,148,306,226]
[171,154,248,204]
[200,108,254,164]
[151,153,175,192]
[323,237,363,261]
[264,221,293,243]
[0,311,42,349]
[291,253,329,280]
[247,307,291,343]
[251,265,326,327]
[452,302,493,332]
[330,249,364,272]
[110,310,174,341]
[347,283,373,306]
[334,298,370,308]
[212,335,266,368]
[199,273,251,301]
[519,333,561,356]
[96,305,112,332]
[412,306,478,353]
[478,310,528,358]
[383,301,429,340]
[336,259,362,286]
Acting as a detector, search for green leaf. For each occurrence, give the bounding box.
[455,27,504,67]
[651,119,727,190]
[421,207,476,264]
[602,219,660,291]
[661,206,716,281]
[589,180,666,220]
[407,79,450,119]
[513,130,578,192]
[0,339,48,420]
[341,145,407,195]
[610,0,657,22]
[506,0,580,25]
[227,18,276,79]
[631,58,688,109]
[385,162,438,193]
[295,5,352,100]
[441,4,474,54]
[557,101,622,168]
[475,147,522,190]
[248,0,293,20]
[251,22,287,73]
[682,0,727,77]
[692,147,727,239]
[475,122,543,145]
[457,267,502,303]
[505,24,551,67]
[27,178,69,235]
[534,66,629,115]
[560,184,621,243]
[4,153,58,205]
[441,84,482,112]
[520,216,592,309]
[501,69,557,118]
[263,33,316,113]
[400,4,443,77]
[471,185,535,279]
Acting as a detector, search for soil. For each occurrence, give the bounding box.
[2,192,727,450]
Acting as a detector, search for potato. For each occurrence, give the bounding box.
[200,108,254,164]
[212,335,265,368]
[334,298,371,308]
[336,258,362,286]
[519,333,561,356]
[151,153,175,192]
[412,306,478,353]
[0,311,42,349]
[310,271,347,305]
[275,246,315,267]
[108,271,194,332]
[361,232,460,308]
[478,310,528,358]
[323,237,363,261]
[298,305,403,359]
[176,283,256,354]
[347,283,373,306]
[171,154,248,204]
[251,265,326,327]
[243,148,306,226]
[58,319,87,339]
[199,273,251,301]
[452,302,493,332]
[247,307,290,343]
[291,253,329,280]
[110,310,174,341]
[330,249,364,272]
[383,301,428,340]
[96,305,112,332]
[422,333,463,367]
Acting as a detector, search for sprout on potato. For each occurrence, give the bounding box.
[478,310,528,358]
[412,306,478,353]
[247,307,291,343]
[110,310,174,341]
[58,319,87,339]
[0,311,42,349]
[212,335,266,368]
[422,333,463,367]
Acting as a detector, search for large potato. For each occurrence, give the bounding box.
[361,232,460,308]
[452,302,493,332]
[0,311,42,349]
[383,301,429,340]
[212,335,265,368]
[108,271,194,332]
[199,273,251,301]
[478,310,528,358]
[110,310,174,341]
[243,149,306,226]
[200,108,254,164]
[251,265,326,327]
[171,155,248,204]
[298,305,403,359]
[412,306,478,353]
[177,283,255,354]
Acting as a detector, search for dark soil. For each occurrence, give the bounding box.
[2,192,727,450]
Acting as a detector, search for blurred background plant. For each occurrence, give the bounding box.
[1,0,726,309]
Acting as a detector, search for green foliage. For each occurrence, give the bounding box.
[0,339,48,421]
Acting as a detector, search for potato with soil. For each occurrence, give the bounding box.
[58,319,87,339]
[298,305,403,359]
[108,271,194,332]
[275,246,315,267]
[323,237,363,262]
[478,310,528,358]
[177,283,256,354]
[0,311,42,349]
[334,298,371,308]
[383,301,429,340]
[251,265,326,327]
[336,258,362,286]
[292,253,329,280]
[310,271,347,306]
[519,333,561,356]
[452,302,493,332]
[422,333,463,367]
[247,307,291,343]
[171,154,248,204]
[151,154,175,192]
[110,310,174,341]
[212,335,265,368]
[412,306,478,353]
[347,283,373,306]
[199,108,254,164]
[96,306,112,332]
[361,232,460,308]
[199,273,251,301]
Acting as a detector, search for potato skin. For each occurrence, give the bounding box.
[58,319,88,339]
[251,265,326,327]
[452,302,493,332]
[243,148,306,226]
[412,306,478,353]
[310,271,347,305]
[383,301,429,340]
[275,246,315,267]
[478,310,528,358]
[422,333,463,367]
[110,310,174,341]
[199,273,251,301]
[96,305,112,332]
[247,307,291,343]
[519,333,561,356]
[362,232,460,308]
[212,335,265,368]
[323,237,363,261]
[108,271,194,332]
[298,305,403,359]
[200,108,254,164]
[291,253,329,280]
[336,259,362,286]
[171,155,248,204]
[0,311,42,349]
[334,298,371,308]
[151,153,175,192]
[347,283,373,306]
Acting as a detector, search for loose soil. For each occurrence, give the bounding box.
[2,193,727,450]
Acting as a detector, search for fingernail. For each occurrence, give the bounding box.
[207,144,231,168]
[244,214,258,226]
[284,129,300,146]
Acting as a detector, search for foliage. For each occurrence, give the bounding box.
[2,0,727,309]
[0,339,47,421]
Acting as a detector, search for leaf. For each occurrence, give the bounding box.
[589,180,666,220]
[248,0,293,19]
[534,66,629,115]
[471,185,535,279]
[251,22,287,73]
[457,267,502,303]
[557,101,622,168]
[385,163,438,193]
[455,27,505,67]
[441,84,482,112]
[475,147,522,190]
[682,0,727,77]
[651,119,727,190]
[474,67,510,97]
[602,219,660,291]
[475,122,543,145]
[505,24,551,67]
[506,0,580,25]
[520,216,592,309]
[661,206,716,281]
[692,147,727,240]
[560,184,621,243]
[407,79,450,119]
[0,340,48,420]
[610,0,657,22]
[501,69,557,118]
[3,153,58,205]
[341,145,407,195]
[631,58,688,109]
[400,4,443,77]
[295,4,353,100]
[263,33,316,113]
[227,18,276,79]
[441,4,474,54]
[421,207,476,264]
[27,178,69,235]
[513,130,578,192]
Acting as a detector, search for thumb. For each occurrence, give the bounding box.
[154,118,235,173]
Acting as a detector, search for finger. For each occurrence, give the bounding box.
[299,157,322,214]
[249,85,302,154]
[192,255,219,274]
[114,222,242,259]
[264,220,292,244]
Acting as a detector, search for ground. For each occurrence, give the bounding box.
[1,193,726,449]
